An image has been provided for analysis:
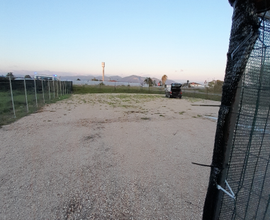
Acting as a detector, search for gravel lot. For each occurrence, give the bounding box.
[0,94,220,219]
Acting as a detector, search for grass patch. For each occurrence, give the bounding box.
[73,85,165,95]
[182,89,221,101]
[192,114,202,118]
[141,117,151,120]
[179,111,185,115]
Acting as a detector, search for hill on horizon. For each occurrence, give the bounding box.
[0,70,183,84]
[60,74,178,84]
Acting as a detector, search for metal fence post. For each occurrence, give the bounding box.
[9,75,16,118]
[23,78,29,113]
[48,80,51,101]
[60,81,62,96]
[53,80,55,99]
[34,78,38,108]
[56,81,59,97]
[41,79,45,103]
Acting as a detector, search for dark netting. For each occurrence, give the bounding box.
[218,14,270,220]
[203,0,270,219]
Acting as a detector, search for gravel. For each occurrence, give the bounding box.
[0,94,220,219]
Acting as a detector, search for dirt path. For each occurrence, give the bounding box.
[0,94,219,219]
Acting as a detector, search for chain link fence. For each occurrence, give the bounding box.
[0,78,72,126]
[181,88,222,101]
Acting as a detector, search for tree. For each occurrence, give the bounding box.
[208,80,216,88]
[0,75,8,81]
[6,72,15,80]
[144,77,154,86]
[161,75,168,86]
[208,80,223,93]
[214,80,223,93]
[24,75,32,79]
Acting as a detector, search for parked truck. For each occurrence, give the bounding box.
[165,83,182,98]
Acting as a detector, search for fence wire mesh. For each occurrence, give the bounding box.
[0,79,72,126]
[203,1,270,219]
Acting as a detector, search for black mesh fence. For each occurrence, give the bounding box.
[218,15,270,220]
[0,79,72,126]
[203,1,270,219]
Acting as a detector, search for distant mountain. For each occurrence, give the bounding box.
[120,75,146,84]
[60,75,95,81]
[1,70,179,84]
[61,74,175,84]
[57,74,178,84]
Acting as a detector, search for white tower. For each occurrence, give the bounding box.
[101,62,105,81]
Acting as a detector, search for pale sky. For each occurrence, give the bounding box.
[0,0,233,82]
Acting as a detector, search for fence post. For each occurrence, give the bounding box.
[60,81,62,96]
[23,78,29,113]
[53,80,55,98]
[48,80,51,101]
[9,75,16,118]
[63,82,65,95]
[56,81,59,97]
[34,78,38,108]
[41,79,45,103]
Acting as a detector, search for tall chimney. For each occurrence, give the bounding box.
[101,62,105,81]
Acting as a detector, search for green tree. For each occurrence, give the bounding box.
[144,77,154,86]
[214,80,223,93]
[6,72,15,80]
[208,80,215,88]
[208,80,223,93]
[24,75,32,79]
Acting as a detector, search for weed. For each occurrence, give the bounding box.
[179,111,185,115]
[141,117,151,120]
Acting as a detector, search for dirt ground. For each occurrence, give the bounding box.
[0,93,220,219]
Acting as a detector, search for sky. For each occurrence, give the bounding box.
[0,0,233,82]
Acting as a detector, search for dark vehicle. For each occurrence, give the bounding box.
[165,83,182,98]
